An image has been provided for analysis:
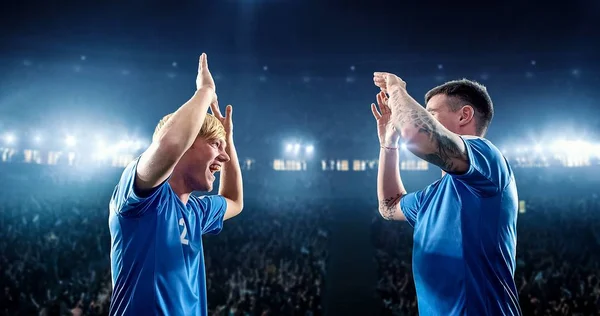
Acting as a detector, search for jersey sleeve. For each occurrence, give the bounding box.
[109,157,169,218]
[400,190,424,227]
[448,136,511,197]
[196,195,227,235]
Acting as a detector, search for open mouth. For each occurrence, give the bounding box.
[209,164,221,174]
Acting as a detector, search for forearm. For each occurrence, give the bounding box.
[388,87,437,148]
[135,88,216,191]
[155,88,215,151]
[387,86,467,172]
[377,147,407,220]
[219,136,243,207]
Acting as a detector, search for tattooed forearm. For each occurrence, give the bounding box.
[389,89,436,133]
[379,193,402,220]
[388,89,467,172]
[420,133,465,171]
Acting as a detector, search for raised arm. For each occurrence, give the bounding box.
[371,91,408,221]
[373,72,469,174]
[210,102,244,220]
[136,54,217,192]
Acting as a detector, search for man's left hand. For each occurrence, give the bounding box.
[373,72,407,94]
[210,101,233,138]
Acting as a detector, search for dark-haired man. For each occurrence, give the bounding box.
[371,74,521,315]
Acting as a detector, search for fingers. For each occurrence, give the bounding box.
[210,101,224,119]
[371,103,382,120]
[373,72,387,85]
[376,92,384,111]
[377,91,390,114]
[374,72,407,90]
[380,91,389,104]
[373,76,387,89]
[199,53,208,72]
[225,105,233,120]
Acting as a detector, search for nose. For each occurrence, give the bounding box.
[218,149,230,163]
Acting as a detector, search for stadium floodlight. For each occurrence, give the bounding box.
[133,140,145,150]
[97,139,112,155]
[33,135,42,143]
[293,143,301,154]
[285,143,293,153]
[96,138,106,150]
[534,144,543,153]
[593,144,600,157]
[4,133,15,145]
[116,140,129,149]
[550,140,565,153]
[65,135,77,147]
[305,145,314,154]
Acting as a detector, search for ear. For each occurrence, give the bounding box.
[459,105,475,127]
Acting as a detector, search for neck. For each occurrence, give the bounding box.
[457,126,479,137]
[168,174,192,205]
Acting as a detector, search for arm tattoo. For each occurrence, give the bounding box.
[389,89,467,172]
[379,193,401,220]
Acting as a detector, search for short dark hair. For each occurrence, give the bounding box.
[425,79,494,136]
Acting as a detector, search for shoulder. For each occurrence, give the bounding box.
[458,136,507,168]
[110,157,175,217]
[450,136,512,195]
[188,195,226,211]
[461,136,501,153]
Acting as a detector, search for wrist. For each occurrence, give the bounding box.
[380,144,398,150]
[225,134,234,144]
[387,84,405,95]
[195,87,217,99]
[380,139,399,148]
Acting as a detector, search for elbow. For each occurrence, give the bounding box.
[230,198,244,215]
[399,128,434,154]
[377,207,393,221]
[232,200,244,219]
[398,127,420,146]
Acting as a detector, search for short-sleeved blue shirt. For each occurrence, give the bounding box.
[108,158,226,316]
[401,136,521,315]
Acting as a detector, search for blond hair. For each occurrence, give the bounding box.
[152,112,226,142]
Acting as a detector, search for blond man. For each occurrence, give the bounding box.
[108,54,243,316]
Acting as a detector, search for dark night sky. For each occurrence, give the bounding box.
[1,0,599,152]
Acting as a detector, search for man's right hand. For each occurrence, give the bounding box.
[371,91,400,147]
[196,53,217,102]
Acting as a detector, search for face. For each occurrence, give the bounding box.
[425,94,473,135]
[175,136,230,192]
[425,94,461,133]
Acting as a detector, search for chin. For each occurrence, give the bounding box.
[195,182,212,192]
[198,177,216,192]
[194,171,216,192]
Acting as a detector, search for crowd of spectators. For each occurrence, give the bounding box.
[0,166,329,316]
[1,164,599,316]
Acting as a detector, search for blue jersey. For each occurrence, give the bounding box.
[108,158,227,316]
[400,136,521,316]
